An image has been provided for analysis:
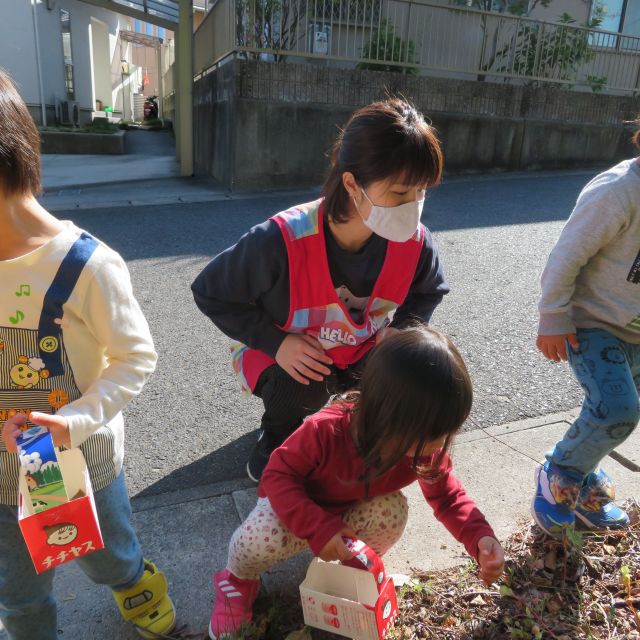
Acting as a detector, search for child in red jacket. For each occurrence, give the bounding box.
[208,326,505,638]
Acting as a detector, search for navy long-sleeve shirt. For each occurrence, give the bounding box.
[192,213,449,358]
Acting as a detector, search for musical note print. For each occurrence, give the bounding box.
[9,311,25,325]
[15,284,31,297]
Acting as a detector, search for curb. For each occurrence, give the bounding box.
[41,173,182,192]
[131,477,255,513]
[40,187,322,212]
[130,407,639,518]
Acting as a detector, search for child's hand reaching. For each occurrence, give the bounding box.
[477,536,505,585]
[2,412,70,453]
[317,528,357,562]
[536,333,579,362]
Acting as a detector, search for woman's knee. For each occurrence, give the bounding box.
[261,367,332,421]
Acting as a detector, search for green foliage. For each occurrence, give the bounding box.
[500,584,515,598]
[587,74,607,92]
[40,121,120,135]
[450,0,552,15]
[86,120,120,134]
[32,465,63,486]
[143,117,165,129]
[620,564,631,592]
[564,523,584,548]
[357,19,418,75]
[491,12,605,88]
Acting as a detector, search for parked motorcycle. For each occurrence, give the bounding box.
[143,95,159,121]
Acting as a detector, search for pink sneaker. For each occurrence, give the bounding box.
[208,569,260,639]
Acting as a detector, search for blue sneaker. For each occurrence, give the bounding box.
[575,468,630,530]
[531,461,581,537]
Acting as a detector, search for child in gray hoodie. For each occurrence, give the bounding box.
[532,132,640,537]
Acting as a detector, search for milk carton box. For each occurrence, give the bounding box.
[299,538,398,639]
[17,428,103,574]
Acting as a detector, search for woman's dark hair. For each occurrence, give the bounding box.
[0,69,41,195]
[322,98,443,223]
[350,325,472,481]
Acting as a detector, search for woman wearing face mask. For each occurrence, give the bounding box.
[192,98,448,482]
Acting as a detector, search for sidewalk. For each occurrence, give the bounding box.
[40,130,179,191]
[1,409,635,639]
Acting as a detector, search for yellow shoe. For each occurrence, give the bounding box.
[113,560,176,639]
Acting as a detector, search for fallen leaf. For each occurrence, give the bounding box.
[500,585,515,598]
[546,593,564,614]
[391,573,415,588]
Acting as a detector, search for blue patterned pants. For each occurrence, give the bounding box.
[550,328,640,481]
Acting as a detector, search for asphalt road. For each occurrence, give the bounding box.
[63,169,600,497]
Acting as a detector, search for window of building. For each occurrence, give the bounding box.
[60,9,75,99]
[591,0,624,31]
[158,27,166,41]
[145,22,154,36]
[590,1,640,50]
[622,2,640,37]
[134,19,142,32]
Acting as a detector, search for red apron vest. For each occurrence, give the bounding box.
[231,199,424,392]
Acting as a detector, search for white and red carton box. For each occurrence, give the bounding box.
[299,538,398,640]
[18,447,104,574]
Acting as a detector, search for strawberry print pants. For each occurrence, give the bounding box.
[227,492,409,580]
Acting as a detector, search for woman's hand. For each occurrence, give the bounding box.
[536,334,579,362]
[276,334,333,385]
[317,528,357,562]
[477,536,505,585]
[2,412,70,453]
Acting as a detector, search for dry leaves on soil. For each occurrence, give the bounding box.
[391,499,640,640]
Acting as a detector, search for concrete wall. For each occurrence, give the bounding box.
[193,61,236,187]
[41,129,126,154]
[194,59,639,190]
[0,2,41,106]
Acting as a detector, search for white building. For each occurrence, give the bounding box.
[0,0,176,126]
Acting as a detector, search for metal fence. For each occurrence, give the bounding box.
[194,0,640,94]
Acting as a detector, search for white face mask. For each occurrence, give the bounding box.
[356,187,424,243]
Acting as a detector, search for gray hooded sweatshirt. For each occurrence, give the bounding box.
[538,158,640,344]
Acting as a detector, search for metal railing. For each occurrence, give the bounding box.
[194,0,640,94]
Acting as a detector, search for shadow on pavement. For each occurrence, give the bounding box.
[133,430,256,498]
[63,171,597,262]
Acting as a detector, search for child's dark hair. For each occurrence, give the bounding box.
[322,98,443,223]
[351,325,472,481]
[0,69,41,195]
